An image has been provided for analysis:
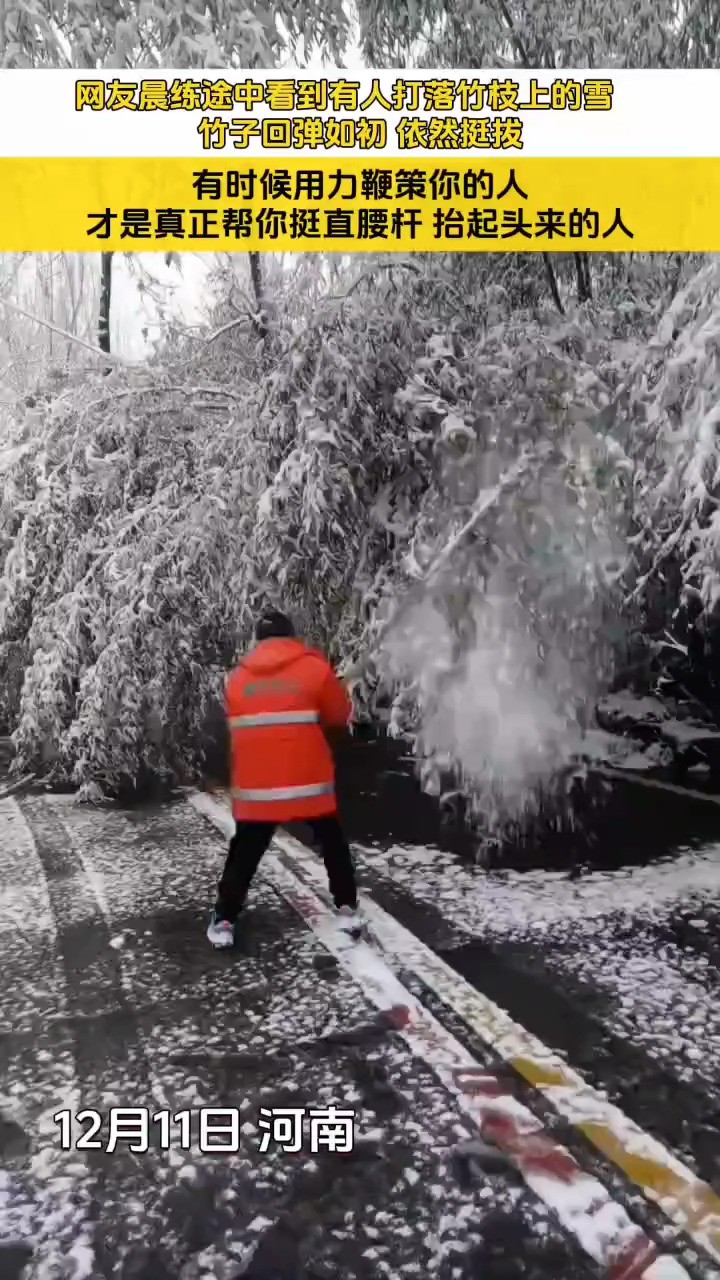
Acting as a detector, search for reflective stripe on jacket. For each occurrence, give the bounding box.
[226,636,351,823]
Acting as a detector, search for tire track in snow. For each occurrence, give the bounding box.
[0,797,94,1279]
[38,795,338,1279]
[49,795,594,1280]
[17,793,168,1279]
[17,795,327,1278]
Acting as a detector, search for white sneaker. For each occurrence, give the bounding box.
[335,905,365,935]
[207,912,235,949]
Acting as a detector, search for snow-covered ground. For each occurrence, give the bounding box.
[353,839,720,1090]
[354,840,719,1051]
[1,790,719,1280]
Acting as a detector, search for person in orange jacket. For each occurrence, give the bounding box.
[207,610,363,949]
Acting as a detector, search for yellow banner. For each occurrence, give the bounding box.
[0,156,715,251]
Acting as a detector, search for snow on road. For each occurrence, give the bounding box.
[353,840,720,1092]
[0,794,586,1280]
[0,791,719,1280]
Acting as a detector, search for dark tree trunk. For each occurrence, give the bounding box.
[542,253,565,315]
[574,252,592,303]
[248,251,268,341]
[98,251,113,362]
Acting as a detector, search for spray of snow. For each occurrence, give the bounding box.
[382,591,572,824]
[379,436,629,832]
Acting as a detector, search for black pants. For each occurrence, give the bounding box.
[214,815,357,923]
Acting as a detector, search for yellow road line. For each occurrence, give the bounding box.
[196,789,720,1268]
[276,828,720,1267]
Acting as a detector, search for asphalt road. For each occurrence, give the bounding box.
[0,756,719,1280]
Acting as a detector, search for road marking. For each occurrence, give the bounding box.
[190,791,700,1280]
[273,826,720,1269]
[275,831,720,1268]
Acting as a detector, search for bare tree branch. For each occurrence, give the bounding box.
[205,315,251,346]
[0,295,136,367]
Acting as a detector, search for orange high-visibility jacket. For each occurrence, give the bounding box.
[226,636,352,823]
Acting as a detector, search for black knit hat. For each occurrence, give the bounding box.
[256,610,295,641]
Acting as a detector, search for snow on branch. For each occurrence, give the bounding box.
[0,248,697,832]
[0,294,137,367]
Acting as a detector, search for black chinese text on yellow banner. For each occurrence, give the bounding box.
[0,157,716,251]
